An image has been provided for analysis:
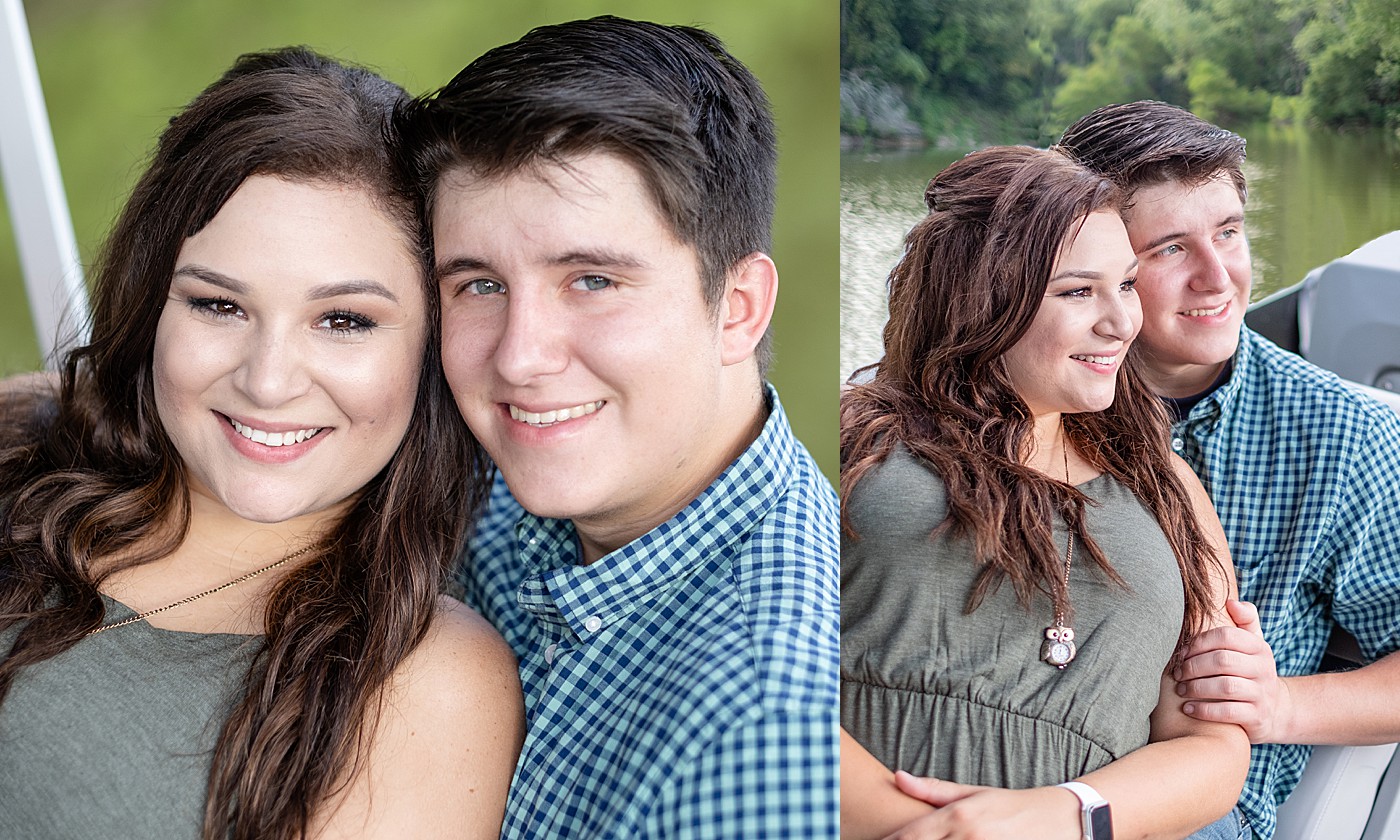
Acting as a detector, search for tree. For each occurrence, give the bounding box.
[1053,15,1178,126]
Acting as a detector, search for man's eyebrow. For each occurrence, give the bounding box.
[550,249,648,270]
[435,249,650,280]
[173,264,249,294]
[1140,214,1245,253]
[1140,231,1189,253]
[436,255,491,280]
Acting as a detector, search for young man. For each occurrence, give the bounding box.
[1055,101,1400,839]
[397,17,838,838]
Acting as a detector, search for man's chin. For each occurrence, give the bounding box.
[496,469,591,520]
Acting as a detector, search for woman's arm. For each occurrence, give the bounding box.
[0,370,57,396]
[872,458,1249,840]
[840,728,935,839]
[310,597,525,839]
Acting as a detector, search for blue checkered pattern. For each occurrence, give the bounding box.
[1173,328,1400,840]
[460,387,840,838]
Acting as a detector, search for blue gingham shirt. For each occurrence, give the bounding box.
[459,387,840,838]
[1172,328,1400,840]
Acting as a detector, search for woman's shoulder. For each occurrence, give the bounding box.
[370,597,522,771]
[310,597,523,837]
[850,440,947,502]
[845,440,951,539]
[398,596,521,708]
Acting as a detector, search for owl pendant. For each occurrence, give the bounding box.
[1041,625,1077,669]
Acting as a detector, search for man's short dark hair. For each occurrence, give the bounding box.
[398,16,778,367]
[1058,100,1248,207]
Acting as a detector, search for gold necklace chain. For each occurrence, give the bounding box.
[1053,427,1074,628]
[1040,424,1079,669]
[87,544,316,637]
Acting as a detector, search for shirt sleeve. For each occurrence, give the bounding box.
[643,705,839,838]
[1327,403,1400,662]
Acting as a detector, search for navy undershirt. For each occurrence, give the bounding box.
[1161,359,1234,422]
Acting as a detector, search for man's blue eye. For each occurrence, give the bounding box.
[576,275,612,291]
[465,279,505,295]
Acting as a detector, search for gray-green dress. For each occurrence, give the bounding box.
[0,595,259,838]
[841,445,1184,789]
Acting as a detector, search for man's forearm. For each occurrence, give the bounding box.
[1280,650,1400,745]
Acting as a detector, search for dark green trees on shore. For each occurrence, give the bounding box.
[841,0,1400,144]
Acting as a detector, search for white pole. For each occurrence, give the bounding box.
[0,0,88,366]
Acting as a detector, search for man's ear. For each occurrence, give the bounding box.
[719,252,778,366]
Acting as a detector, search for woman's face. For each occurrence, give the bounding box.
[1002,210,1143,418]
[153,175,426,525]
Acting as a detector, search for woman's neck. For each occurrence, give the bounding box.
[1024,411,1066,476]
[95,489,346,634]
[179,487,343,570]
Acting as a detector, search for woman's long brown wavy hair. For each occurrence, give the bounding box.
[0,48,488,840]
[841,145,1222,649]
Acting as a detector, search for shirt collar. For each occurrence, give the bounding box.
[515,384,797,637]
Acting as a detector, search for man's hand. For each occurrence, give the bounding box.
[1175,599,1294,743]
[878,772,1079,840]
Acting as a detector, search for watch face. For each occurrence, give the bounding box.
[1050,642,1071,663]
[1089,803,1113,839]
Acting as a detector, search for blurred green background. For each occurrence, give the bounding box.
[0,0,838,481]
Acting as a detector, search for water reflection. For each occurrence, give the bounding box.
[841,128,1400,381]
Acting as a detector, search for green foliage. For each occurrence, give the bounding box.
[1270,93,1307,123]
[841,0,1059,143]
[842,0,928,86]
[1296,0,1400,129]
[1052,15,1176,127]
[1304,40,1389,126]
[841,0,1400,143]
[1186,0,1309,94]
[1187,58,1273,124]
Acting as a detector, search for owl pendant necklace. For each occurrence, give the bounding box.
[1041,427,1078,670]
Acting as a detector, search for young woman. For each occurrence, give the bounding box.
[0,48,522,839]
[840,146,1250,840]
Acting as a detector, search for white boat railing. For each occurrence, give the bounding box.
[0,0,88,366]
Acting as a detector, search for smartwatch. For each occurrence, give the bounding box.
[1056,781,1113,840]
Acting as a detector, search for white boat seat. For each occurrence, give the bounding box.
[1274,625,1400,840]
[1299,231,1400,391]
[1275,743,1398,840]
[1362,751,1400,839]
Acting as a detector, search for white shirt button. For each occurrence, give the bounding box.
[583,616,602,633]
[544,643,558,665]
[1171,437,1184,452]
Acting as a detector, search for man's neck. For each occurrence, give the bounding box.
[574,382,770,565]
[1143,359,1231,400]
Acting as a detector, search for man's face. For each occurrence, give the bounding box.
[433,153,743,560]
[1122,174,1252,397]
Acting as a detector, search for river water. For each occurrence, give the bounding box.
[841,125,1400,379]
